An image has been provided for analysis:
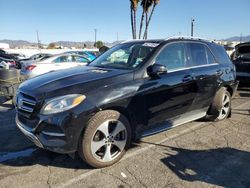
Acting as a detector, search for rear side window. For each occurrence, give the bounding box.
[209,43,232,64]
[155,42,186,70]
[187,43,216,67]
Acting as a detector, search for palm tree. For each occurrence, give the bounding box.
[138,0,147,39]
[143,0,160,39]
[139,0,154,39]
[130,0,140,39]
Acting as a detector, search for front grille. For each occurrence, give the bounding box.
[17,92,37,117]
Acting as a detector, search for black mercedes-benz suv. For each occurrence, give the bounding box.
[15,37,238,168]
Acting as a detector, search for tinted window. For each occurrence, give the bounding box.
[206,47,216,64]
[208,43,232,64]
[188,43,208,66]
[155,43,186,70]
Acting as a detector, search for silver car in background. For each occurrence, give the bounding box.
[20,54,89,80]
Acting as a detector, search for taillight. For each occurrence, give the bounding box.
[26,65,36,70]
[7,61,16,66]
[11,61,16,66]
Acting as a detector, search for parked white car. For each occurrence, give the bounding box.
[20,54,89,80]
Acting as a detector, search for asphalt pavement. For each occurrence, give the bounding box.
[0,87,250,188]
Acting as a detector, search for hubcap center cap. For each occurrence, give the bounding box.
[106,135,114,143]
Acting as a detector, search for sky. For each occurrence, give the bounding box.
[0,0,250,43]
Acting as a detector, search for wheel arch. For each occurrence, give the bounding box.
[102,106,138,140]
[223,84,234,97]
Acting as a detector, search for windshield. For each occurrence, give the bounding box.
[89,42,159,69]
[236,45,250,60]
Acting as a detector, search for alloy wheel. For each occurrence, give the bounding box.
[218,93,230,120]
[90,120,127,162]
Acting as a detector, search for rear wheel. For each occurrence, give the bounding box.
[208,87,231,121]
[79,110,131,168]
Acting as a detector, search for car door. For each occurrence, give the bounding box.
[186,42,220,111]
[142,42,197,127]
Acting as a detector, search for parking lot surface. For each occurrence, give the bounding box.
[0,87,250,188]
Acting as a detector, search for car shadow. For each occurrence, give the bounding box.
[0,141,140,170]
[141,141,250,188]
[0,147,94,170]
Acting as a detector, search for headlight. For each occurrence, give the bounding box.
[40,94,86,115]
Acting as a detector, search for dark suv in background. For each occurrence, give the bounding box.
[231,42,250,83]
[15,37,238,168]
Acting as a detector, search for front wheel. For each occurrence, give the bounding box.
[79,110,131,168]
[208,87,231,121]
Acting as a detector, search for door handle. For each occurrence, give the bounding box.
[182,75,193,82]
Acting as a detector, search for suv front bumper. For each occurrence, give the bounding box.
[16,116,44,148]
[15,110,91,154]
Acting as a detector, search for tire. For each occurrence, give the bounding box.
[208,87,231,121]
[79,110,132,168]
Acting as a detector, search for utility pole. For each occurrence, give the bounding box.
[36,30,41,51]
[116,32,119,42]
[94,29,97,47]
[240,33,242,43]
[191,18,195,37]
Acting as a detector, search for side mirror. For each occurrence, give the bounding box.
[147,64,167,77]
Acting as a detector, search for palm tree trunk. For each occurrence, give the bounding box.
[130,7,135,39]
[139,11,145,39]
[143,3,156,39]
[144,12,148,39]
[133,9,137,39]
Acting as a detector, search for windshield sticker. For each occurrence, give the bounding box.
[142,43,159,48]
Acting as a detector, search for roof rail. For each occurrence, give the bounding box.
[165,36,216,43]
[121,39,144,44]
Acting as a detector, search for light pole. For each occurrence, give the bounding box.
[94,29,97,47]
[191,18,195,37]
[36,30,41,52]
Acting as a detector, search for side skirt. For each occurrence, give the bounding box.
[141,111,206,137]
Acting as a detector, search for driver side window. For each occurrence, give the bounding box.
[155,43,186,71]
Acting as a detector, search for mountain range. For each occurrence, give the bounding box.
[1,35,249,48]
[223,35,250,42]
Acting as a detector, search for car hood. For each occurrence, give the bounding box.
[18,66,134,98]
